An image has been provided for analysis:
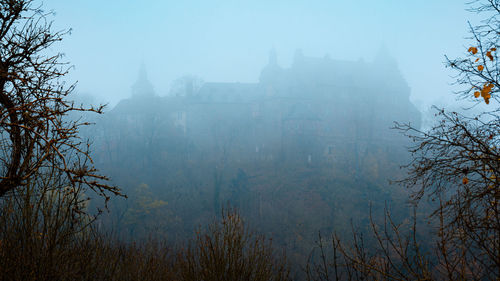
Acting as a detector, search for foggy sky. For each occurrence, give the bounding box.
[48,1,477,109]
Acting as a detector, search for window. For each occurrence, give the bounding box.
[327,145,334,155]
[252,103,260,118]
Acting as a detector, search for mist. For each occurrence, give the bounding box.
[2,1,496,279]
[49,0,475,110]
[53,0,482,271]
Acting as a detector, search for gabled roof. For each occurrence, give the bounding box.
[111,95,164,115]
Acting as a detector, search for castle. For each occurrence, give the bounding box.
[104,50,421,167]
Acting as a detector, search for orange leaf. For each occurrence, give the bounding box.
[474,91,480,98]
[468,47,478,54]
[478,65,484,71]
[481,83,494,97]
[491,47,497,51]
[475,58,480,62]
[487,51,494,61]
[462,177,469,184]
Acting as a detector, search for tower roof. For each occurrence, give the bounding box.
[131,63,155,98]
[259,48,284,84]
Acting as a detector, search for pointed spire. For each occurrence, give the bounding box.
[268,48,277,66]
[132,62,155,98]
[373,44,397,68]
[259,48,283,85]
[138,61,148,82]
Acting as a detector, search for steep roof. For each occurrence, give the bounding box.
[131,63,155,98]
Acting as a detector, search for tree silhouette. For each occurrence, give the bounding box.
[0,0,122,201]
[308,1,499,279]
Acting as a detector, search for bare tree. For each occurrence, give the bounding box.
[446,0,500,105]
[176,207,291,281]
[393,0,500,276]
[306,208,433,281]
[307,1,499,279]
[0,0,122,200]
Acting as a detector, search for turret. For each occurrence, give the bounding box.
[259,48,283,86]
[131,63,155,98]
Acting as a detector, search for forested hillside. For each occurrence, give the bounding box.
[85,53,421,269]
[1,0,498,280]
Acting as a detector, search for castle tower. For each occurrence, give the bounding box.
[373,45,411,99]
[259,48,283,87]
[268,48,277,66]
[131,63,155,98]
